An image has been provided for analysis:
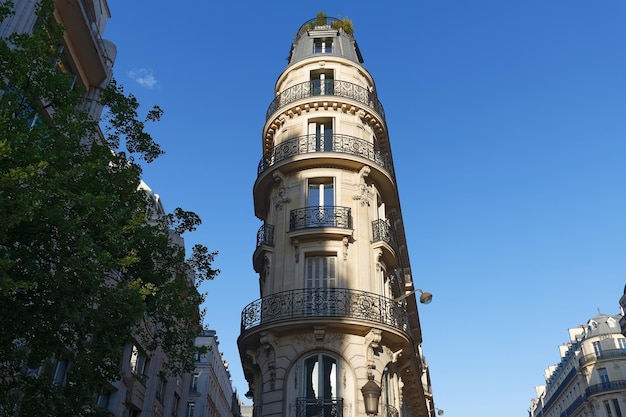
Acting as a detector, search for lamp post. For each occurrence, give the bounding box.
[361,374,382,416]
[393,288,433,304]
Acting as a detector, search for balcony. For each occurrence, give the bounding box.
[372,219,397,248]
[297,398,343,417]
[54,0,112,86]
[256,223,275,248]
[290,206,352,231]
[579,348,626,367]
[240,288,410,333]
[585,380,626,397]
[266,80,385,121]
[257,134,394,177]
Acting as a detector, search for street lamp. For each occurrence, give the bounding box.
[393,288,433,304]
[360,374,382,416]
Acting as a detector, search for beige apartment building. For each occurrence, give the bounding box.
[530,313,626,417]
[237,15,434,417]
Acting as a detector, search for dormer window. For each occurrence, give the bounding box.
[314,38,333,54]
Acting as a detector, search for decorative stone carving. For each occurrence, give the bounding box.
[342,236,349,261]
[365,328,383,373]
[293,239,299,263]
[272,171,291,210]
[353,166,372,206]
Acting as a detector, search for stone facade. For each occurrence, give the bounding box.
[530,313,626,417]
[238,15,434,417]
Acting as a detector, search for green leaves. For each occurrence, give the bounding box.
[0,1,218,415]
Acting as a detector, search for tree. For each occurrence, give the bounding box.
[0,1,218,415]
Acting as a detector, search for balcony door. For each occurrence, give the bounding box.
[308,178,334,226]
[305,256,336,316]
[301,354,339,417]
[308,119,333,152]
[311,70,334,96]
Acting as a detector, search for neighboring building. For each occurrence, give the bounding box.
[0,3,233,417]
[0,0,117,123]
[618,285,626,337]
[237,14,434,417]
[529,313,626,417]
[186,329,242,417]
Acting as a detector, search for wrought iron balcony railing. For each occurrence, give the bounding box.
[586,380,626,397]
[297,398,343,417]
[257,134,394,176]
[579,348,626,367]
[290,206,352,231]
[240,288,410,333]
[266,80,385,120]
[256,223,275,248]
[372,219,397,248]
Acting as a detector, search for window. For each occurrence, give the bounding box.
[599,368,610,387]
[130,344,149,376]
[619,338,626,351]
[304,256,337,316]
[96,389,111,409]
[613,399,623,417]
[308,178,335,227]
[304,354,337,399]
[190,373,200,392]
[606,401,614,417]
[173,393,181,417]
[156,377,167,401]
[186,402,195,417]
[52,357,70,385]
[314,38,333,54]
[310,70,334,96]
[593,341,603,358]
[308,118,333,151]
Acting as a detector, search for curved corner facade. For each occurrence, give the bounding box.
[530,314,626,417]
[239,16,433,417]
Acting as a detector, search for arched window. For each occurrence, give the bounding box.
[304,353,337,399]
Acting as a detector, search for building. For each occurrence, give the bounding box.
[237,14,434,417]
[529,313,626,417]
[0,0,117,123]
[618,286,626,337]
[0,2,237,416]
[186,329,242,417]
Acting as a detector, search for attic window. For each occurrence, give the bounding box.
[314,38,333,54]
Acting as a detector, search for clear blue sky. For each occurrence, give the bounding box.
[105,1,626,415]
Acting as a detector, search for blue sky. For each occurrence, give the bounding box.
[104,1,626,415]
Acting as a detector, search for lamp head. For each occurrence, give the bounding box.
[417,289,433,304]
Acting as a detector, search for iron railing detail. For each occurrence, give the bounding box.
[586,380,626,397]
[296,398,343,417]
[240,288,410,333]
[290,206,352,231]
[579,348,626,367]
[257,134,394,176]
[382,404,399,417]
[266,80,385,120]
[256,223,275,248]
[372,219,397,248]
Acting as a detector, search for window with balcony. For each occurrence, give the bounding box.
[306,256,336,290]
[593,341,603,358]
[308,178,334,226]
[310,70,334,96]
[313,38,333,54]
[298,353,341,417]
[308,118,334,151]
[304,255,337,316]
